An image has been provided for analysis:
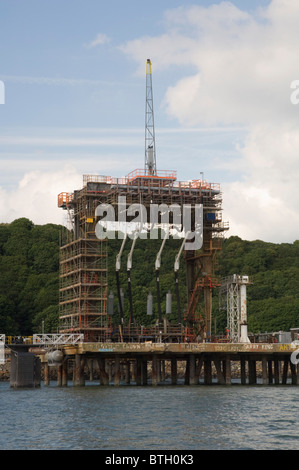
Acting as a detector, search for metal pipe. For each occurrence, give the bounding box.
[173,232,189,324]
[156,270,162,324]
[127,270,134,324]
[115,234,127,324]
[126,232,139,324]
[174,271,181,324]
[155,230,168,324]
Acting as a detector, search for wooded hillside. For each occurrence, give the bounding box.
[0,218,298,336]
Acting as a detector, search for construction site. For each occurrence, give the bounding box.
[57,59,228,345]
[7,60,299,388]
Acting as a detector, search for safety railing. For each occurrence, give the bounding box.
[32,334,84,345]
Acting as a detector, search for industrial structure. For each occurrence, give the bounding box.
[57,59,228,343]
[219,274,252,343]
[8,61,299,389]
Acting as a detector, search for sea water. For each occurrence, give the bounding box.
[1,381,299,450]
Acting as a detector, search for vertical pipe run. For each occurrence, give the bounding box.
[171,358,177,385]
[116,271,124,324]
[174,271,181,324]
[127,270,134,324]
[156,270,162,324]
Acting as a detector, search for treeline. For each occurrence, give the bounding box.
[216,236,299,334]
[0,218,298,336]
[0,218,65,335]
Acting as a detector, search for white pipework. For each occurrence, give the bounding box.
[239,282,250,343]
[127,231,139,271]
[155,229,169,270]
[116,233,128,271]
[174,231,190,272]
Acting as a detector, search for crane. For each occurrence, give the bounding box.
[145,59,157,175]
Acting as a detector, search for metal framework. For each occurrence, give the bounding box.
[33,334,84,345]
[58,178,110,342]
[57,59,228,342]
[219,274,252,343]
[145,59,157,175]
[58,172,228,342]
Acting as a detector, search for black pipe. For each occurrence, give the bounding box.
[156,270,162,324]
[127,270,134,324]
[116,271,124,324]
[175,271,181,324]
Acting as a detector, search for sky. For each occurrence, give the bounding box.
[0,0,299,243]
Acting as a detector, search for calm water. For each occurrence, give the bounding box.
[1,381,299,450]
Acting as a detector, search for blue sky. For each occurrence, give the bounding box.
[1,0,299,243]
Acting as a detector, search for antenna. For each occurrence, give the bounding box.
[145,59,157,175]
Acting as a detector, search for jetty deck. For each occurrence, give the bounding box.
[50,341,299,387]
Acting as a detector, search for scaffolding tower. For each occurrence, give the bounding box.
[57,59,229,342]
[58,176,110,342]
[58,172,228,342]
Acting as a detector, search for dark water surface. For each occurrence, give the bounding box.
[1,381,299,450]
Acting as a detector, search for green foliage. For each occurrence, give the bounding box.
[216,236,299,334]
[0,218,65,335]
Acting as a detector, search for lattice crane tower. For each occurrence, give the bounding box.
[220,275,252,343]
[145,59,157,176]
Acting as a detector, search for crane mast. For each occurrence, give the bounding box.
[145,59,157,175]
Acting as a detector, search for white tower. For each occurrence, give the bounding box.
[220,274,252,343]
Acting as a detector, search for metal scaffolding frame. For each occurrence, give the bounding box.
[58,171,228,342]
[219,274,252,343]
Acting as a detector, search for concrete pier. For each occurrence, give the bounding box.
[40,341,299,387]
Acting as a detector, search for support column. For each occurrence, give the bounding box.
[88,359,94,381]
[97,357,109,385]
[274,359,280,384]
[290,361,297,385]
[157,360,161,383]
[152,356,158,386]
[262,357,268,385]
[131,361,136,382]
[136,358,142,386]
[189,355,196,385]
[44,362,50,386]
[108,361,113,382]
[62,359,68,387]
[57,364,62,387]
[240,357,246,385]
[204,357,212,385]
[74,354,85,386]
[125,361,130,384]
[214,357,225,385]
[142,359,148,385]
[225,356,231,385]
[114,356,121,386]
[196,356,204,384]
[184,358,190,385]
[161,360,166,382]
[171,358,177,385]
[268,360,273,384]
[282,359,289,384]
[248,360,256,384]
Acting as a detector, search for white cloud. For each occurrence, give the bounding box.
[1,75,107,87]
[0,165,82,226]
[120,0,299,243]
[86,33,110,48]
